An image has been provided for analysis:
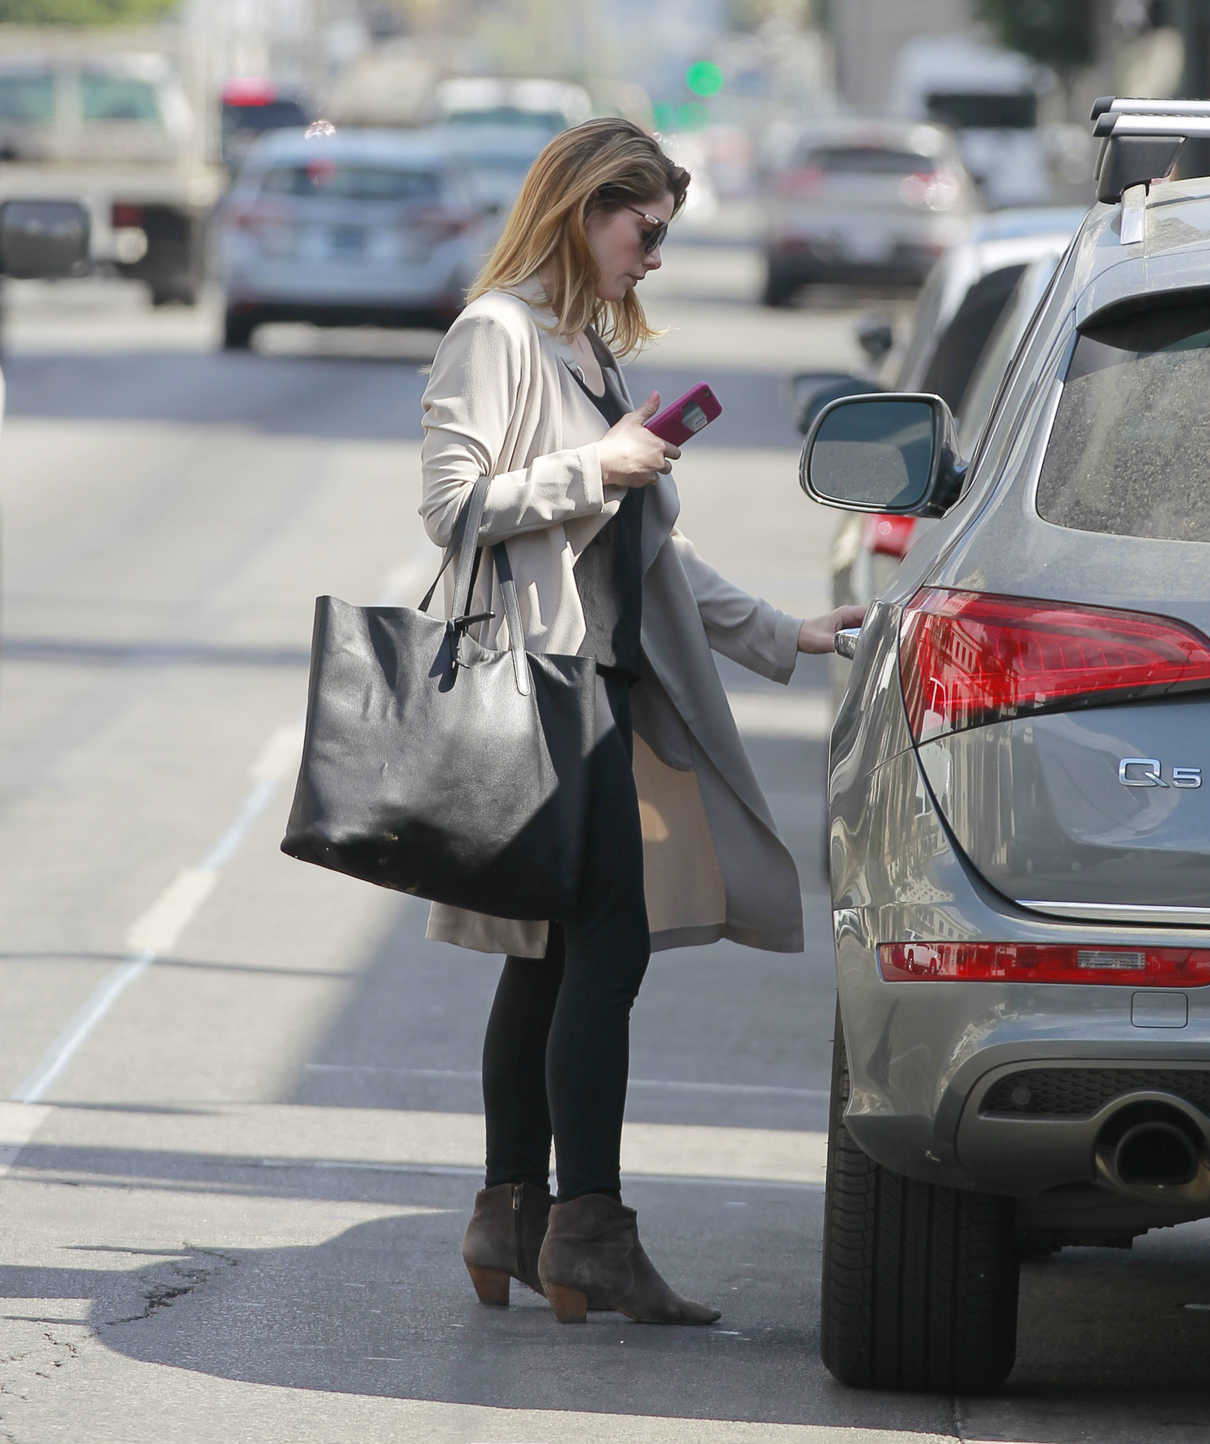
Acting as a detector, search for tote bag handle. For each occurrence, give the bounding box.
[417,477,531,695]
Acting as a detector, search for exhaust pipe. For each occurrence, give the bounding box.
[1111,1120,1199,1187]
[1096,1103,1208,1192]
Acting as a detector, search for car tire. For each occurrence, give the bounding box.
[222,309,257,351]
[150,282,199,307]
[820,1004,1019,1392]
[761,261,797,308]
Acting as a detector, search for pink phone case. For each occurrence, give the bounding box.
[646,384,722,444]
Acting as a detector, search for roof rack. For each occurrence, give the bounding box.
[1086,97,1210,207]
[1092,96,1210,120]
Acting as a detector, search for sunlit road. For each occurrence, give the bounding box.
[0,242,1207,1444]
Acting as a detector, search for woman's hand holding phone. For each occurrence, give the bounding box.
[599,392,681,489]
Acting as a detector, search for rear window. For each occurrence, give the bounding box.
[925,91,1037,130]
[223,99,308,135]
[799,145,937,177]
[1037,302,1210,541]
[445,106,564,131]
[260,163,442,203]
[0,69,55,122]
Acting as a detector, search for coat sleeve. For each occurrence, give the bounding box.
[419,308,607,547]
[668,527,802,684]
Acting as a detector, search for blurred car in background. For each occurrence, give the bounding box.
[0,50,220,306]
[827,241,1070,645]
[0,197,90,619]
[220,78,310,176]
[761,117,979,306]
[788,207,1081,724]
[890,33,1051,208]
[433,76,592,136]
[430,121,549,248]
[214,127,492,351]
[792,208,1082,651]
[870,206,1086,413]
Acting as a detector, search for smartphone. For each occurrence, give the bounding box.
[646,383,722,445]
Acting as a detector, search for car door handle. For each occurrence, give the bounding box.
[834,626,861,659]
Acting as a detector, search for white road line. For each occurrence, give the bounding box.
[13,722,302,1106]
[8,546,441,1113]
[0,1103,51,1179]
[7,545,821,1121]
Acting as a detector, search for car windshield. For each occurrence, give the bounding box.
[925,91,1037,130]
[80,70,161,123]
[1037,301,1210,541]
[260,162,442,202]
[801,145,937,177]
[0,68,54,122]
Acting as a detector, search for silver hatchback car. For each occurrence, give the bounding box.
[800,101,1210,1392]
[762,116,979,306]
[215,128,491,350]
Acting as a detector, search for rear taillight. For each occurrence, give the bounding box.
[879,941,1210,986]
[111,201,144,228]
[899,588,1210,743]
[863,513,917,559]
[779,165,824,197]
[898,170,960,210]
[225,201,295,238]
[412,206,476,241]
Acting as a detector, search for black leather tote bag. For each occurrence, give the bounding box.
[281,476,596,921]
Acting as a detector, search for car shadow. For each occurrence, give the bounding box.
[0,1171,944,1432]
[2,1179,1206,1433]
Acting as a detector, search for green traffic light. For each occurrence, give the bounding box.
[685,61,723,98]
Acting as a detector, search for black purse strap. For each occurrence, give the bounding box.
[419,474,492,615]
[419,476,531,696]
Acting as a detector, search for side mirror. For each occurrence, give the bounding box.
[799,392,966,517]
[789,369,882,436]
[855,312,894,365]
[0,199,90,279]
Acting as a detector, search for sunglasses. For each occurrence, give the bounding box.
[622,203,669,254]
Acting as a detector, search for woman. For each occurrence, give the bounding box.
[419,117,863,1326]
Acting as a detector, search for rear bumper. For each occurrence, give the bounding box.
[830,740,1210,1221]
[217,242,471,316]
[843,993,1210,1199]
[768,241,939,288]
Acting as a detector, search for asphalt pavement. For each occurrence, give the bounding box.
[0,244,1207,1443]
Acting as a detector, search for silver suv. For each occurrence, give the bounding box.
[799,99,1210,1392]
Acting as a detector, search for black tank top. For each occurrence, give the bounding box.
[566,339,644,679]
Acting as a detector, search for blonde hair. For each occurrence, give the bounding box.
[467,117,690,357]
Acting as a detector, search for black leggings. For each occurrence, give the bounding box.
[481,669,650,1200]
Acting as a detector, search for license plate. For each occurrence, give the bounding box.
[328,224,366,255]
[845,232,891,262]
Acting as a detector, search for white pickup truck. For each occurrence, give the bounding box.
[0,50,224,305]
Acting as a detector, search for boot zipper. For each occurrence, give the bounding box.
[512,1183,524,1280]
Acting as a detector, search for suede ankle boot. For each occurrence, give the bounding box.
[537,1192,721,1325]
[461,1181,553,1305]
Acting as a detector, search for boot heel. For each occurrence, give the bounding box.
[543,1281,589,1323]
[466,1263,510,1306]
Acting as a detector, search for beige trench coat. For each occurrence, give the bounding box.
[418,281,806,957]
